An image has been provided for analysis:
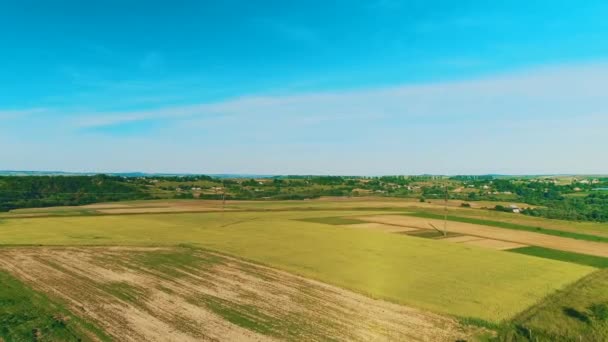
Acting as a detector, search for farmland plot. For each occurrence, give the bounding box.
[0,211,595,322]
[357,215,608,257]
[0,247,477,342]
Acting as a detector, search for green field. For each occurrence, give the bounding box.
[0,209,595,322]
[500,269,608,341]
[510,246,608,268]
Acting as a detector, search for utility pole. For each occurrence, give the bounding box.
[222,179,226,212]
[443,183,448,236]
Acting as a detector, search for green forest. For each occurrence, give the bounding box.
[0,175,150,211]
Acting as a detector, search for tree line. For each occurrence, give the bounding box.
[0,175,150,211]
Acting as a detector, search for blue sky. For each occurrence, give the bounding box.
[2,0,608,174]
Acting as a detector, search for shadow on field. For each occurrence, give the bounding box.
[562,307,590,323]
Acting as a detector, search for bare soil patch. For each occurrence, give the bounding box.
[0,247,478,342]
[358,215,608,257]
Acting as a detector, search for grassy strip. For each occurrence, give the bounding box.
[193,294,279,336]
[0,270,110,341]
[189,291,329,340]
[100,282,148,305]
[408,212,608,243]
[131,246,224,279]
[509,246,608,268]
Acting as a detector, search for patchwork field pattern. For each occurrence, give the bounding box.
[357,215,608,257]
[0,247,476,341]
[0,210,595,322]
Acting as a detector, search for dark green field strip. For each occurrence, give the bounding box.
[401,230,462,239]
[0,270,110,342]
[509,246,608,268]
[408,212,608,243]
[296,216,367,225]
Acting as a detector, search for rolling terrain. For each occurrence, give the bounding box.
[1,197,607,340]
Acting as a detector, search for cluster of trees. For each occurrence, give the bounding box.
[444,177,608,222]
[0,175,150,211]
[522,193,608,222]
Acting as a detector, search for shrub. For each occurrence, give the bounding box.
[589,303,608,322]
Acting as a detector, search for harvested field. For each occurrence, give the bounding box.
[0,247,477,342]
[358,215,608,257]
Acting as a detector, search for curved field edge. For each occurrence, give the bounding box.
[0,269,110,342]
[0,211,596,322]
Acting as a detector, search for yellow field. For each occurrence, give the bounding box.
[0,208,595,322]
[4,197,606,238]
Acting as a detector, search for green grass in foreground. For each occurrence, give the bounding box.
[499,269,608,341]
[510,246,608,268]
[131,246,224,279]
[0,211,595,322]
[191,294,282,337]
[0,270,109,341]
[409,212,608,243]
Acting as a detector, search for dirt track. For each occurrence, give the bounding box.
[358,215,608,257]
[0,247,477,342]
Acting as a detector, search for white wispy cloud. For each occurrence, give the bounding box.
[72,61,608,130]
